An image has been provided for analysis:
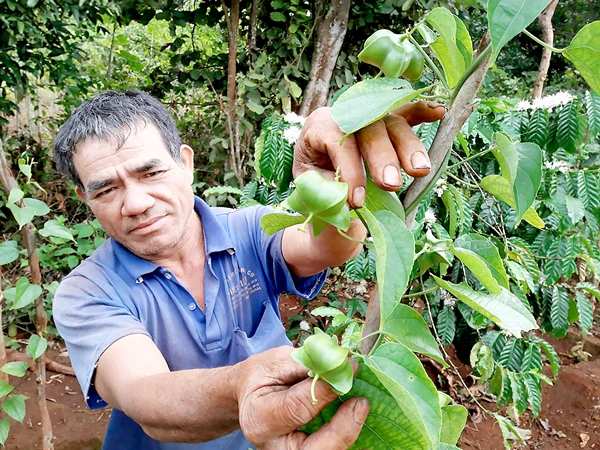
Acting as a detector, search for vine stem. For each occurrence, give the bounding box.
[408,35,451,95]
[446,172,479,189]
[337,228,373,247]
[446,147,494,170]
[402,285,439,299]
[421,279,491,415]
[522,29,564,54]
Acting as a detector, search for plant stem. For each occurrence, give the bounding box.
[337,228,373,246]
[405,146,452,215]
[446,172,479,189]
[374,70,383,79]
[523,29,564,54]
[447,147,493,170]
[408,35,451,95]
[403,286,439,299]
[450,45,492,105]
[368,333,385,356]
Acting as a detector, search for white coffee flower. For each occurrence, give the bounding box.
[516,100,532,111]
[424,208,436,224]
[284,112,306,126]
[283,125,302,144]
[299,321,311,332]
[440,289,456,308]
[515,91,574,112]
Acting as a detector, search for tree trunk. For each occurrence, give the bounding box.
[532,0,559,99]
[248,0,260,51]
[299,0,351,117]
[0,268,7,384]
[362,36,493,353]
[221,0,244,186]
[0,145,54,450]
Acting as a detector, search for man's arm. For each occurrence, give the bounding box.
[95,334,369,447]
[283,102,445,278]
[95,334,240,442]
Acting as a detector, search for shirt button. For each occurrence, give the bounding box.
[188,303,197,311]
[164,273,172,280]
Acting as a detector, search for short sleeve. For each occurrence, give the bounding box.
[53,275,150,409]
[246,205,327,300]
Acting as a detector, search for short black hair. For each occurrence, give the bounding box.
[53,90,182,188]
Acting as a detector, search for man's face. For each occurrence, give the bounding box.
[73,122,196,258]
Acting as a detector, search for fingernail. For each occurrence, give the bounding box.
[411,152,431,170]
[427,101,441,109]
[353,398,370,423]
[383,165,401,187]
[353,186,365,207]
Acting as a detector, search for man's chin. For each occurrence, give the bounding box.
[120,237,179,258]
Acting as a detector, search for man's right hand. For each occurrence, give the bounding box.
[237,346,370,450]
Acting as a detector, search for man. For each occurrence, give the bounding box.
[53,90,444,449]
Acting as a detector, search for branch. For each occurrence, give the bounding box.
[532,0,559,99]
[0,142,55,449]
[361,36,493,354]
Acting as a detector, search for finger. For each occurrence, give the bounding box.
[356,119,403,191]
[299,397,370,450]
[391,101,446,127]
[383,115,431,178]
[294,107,366,208]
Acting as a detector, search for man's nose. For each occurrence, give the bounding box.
[121,185,155,217]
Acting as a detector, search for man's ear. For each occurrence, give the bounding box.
[180,145,195,177]
[75,187,88,204]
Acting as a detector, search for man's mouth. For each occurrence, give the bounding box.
[129,215,167,234]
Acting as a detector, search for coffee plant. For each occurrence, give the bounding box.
[251,1,600,448]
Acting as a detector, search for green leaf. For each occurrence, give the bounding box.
[440,404,468,445]
[7,188,23,205]
[563,21,600,94]
[7,203,36,229]
[72,223,95,239]
[433,277,538,337]
[523,109,548,147]
[270,11,286,21]
[524,373,542,417]
[310,306,345,318]
[487,0,553,63]
[441,190,459,238]
[364,178,404,220]
[528,336,560,378]
[565,195,585,224]
[382,304,446,367]
[0,241,19,266]
[577,281,600,301]
[0,418,9,446]
[576,291,594,335]
[497,337,524,371]
[343,363,431,449]
[22,198,49,217]
[358,208,414,323]
[38,220,74,241]
[26,335,47,361]
[521,342,543,371]
[0,362,28,377]
[259,212,305,236]
[6,277,41,310]
[493,412,526,449]
[452,234,509,292]
[330,78,424,136]
[2,395,27,423]
[550,286,570,338]
[425,8,471,88]
[0,382,14,398]
[480,175,544,228]
[436,306,456,346]
[557,102,581,153]
[493,133,543,223]
[366,342,442,449]
[585,91,600,135]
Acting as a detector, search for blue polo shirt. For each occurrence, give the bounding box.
[53,197,326,449]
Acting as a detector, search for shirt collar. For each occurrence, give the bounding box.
[112,196,235,281]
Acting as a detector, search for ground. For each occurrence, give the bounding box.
[4,293,600,449]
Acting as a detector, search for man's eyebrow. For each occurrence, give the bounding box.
[133,158,166,174]
[85,179,112,196]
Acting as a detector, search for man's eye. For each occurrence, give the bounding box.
[145,171,162,178]
[96,187,115,198]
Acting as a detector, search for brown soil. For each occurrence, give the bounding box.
[5,294,600,449]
